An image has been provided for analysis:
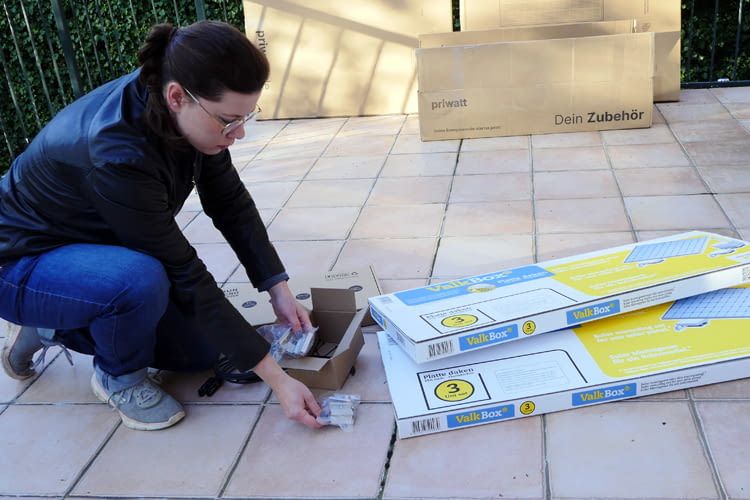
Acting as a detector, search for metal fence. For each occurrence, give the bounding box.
[1,0,749,171]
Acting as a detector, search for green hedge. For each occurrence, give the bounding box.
[1,0,748,173]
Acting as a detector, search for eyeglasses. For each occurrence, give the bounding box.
[183,87,261,137]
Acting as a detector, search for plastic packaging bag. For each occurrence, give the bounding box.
[316,393,361,431]
[257,324,318,361]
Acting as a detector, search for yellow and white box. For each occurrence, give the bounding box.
[379,285,750,438]
[369,231,750,363]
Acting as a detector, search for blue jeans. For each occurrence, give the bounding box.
[0,243,220,376]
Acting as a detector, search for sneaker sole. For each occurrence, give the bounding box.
[90,373,185,431]
[1,323,35,381]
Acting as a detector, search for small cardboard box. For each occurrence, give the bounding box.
[421,19,680,103]
[242,0,452,119]
[416,31,655,140]
[369,231,750,363]
[223,268,381,326]
[281,288,367,390]
[379,285,750,438]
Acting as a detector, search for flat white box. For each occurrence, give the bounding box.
[378,285,750,438]
[369,231,750,363]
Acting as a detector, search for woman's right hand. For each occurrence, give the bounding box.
[252,352,322,429]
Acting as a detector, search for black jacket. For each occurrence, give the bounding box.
[0,70,283,370]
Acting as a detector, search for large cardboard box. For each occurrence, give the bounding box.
[242,0,452,119]
[369,231,750,363]
[378,285,750,438]
[416,30,654,139]
[421,19,680,102]
[223,268,380,326]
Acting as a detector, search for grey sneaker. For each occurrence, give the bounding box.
[2,323,43,380]
[91,370,185,431]
[1,323,72,380]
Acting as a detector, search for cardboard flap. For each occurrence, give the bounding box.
[311,288,357,312]
[280,356,329,371]
[332,307,368,356]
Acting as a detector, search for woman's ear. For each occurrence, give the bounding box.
[164,82,185,112]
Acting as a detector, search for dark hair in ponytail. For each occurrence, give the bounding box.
[137,20,269,145]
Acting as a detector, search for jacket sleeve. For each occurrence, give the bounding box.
[81,162,269,371]
[195,150,287,290]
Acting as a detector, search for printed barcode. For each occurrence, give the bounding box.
[412,417,442,434]
[428,340,455,358]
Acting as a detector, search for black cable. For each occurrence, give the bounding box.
[198,356,262,397]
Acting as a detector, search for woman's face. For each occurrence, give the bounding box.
[165,82,260,155]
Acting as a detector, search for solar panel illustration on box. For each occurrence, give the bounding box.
[708,239,747,257]
[624,237,709,266]
[662,287,750,331]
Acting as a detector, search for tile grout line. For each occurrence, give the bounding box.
[686,390,730,500]
[375,424,398,500]
[599,131,638,241]
[529,135,538,264]
[541,414,552,500]
[63,419,122,498]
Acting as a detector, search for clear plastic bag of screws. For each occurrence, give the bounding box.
[256,324,318,361]
[316,393,361,431]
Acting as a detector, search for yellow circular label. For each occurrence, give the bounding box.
[522,321,536,335]
[441,314,478,328]
[467,284,496,293]
[435,379,475,402]
[520,400,536,415]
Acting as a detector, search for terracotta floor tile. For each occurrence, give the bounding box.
[228,146,262,167]
[536,232,635,262]
[607,143,692,168]
[653,104,666,124]
[711,86,750,103]
[680,89,720,104]
[534,170,620,199]
[332,334,391,402]
[175,210,198,230]
[432,234,533,278]
[384,417,544,499]
[456,149,530,174]
[268,207,360,240]
[274,118,346,138]
[657,102,734,122]
[0,371,34,404]
[685,140,750,166]
[324,134,396,157]
[368,176,452,205]
[258,208,279,228]
[333,238,437,279]
[531,131,602,148]
[725,102,750,119]
[392,134,460,154]
[338,115,406,137]
[239,157,315,182]
[741,119,750,131]
[256,140,332,161]
[0,405,118,496]
[601,123,676,145]
[159,370,270,403]
[182,211,225,243]
[306,155,386,179]
[615,167,708,196]
[696,401,750,498]
[692,379,750,399]
[228,240,344,281]
[698,166,750,193]
[379,279,428,294]
[535,198,631,233]
[350,205,445,238]
[193,243,240,283]
[181,190,201,211]
[380,153,457,177]
[532,146,609,171]
[73,405,260,497]
[223,404,393,498]
[670,119,750,143]
[443,201,533,235]
[244,181,299,208]
[625,195,730,230]
[546,402,718,499]
[716,193,750,228]
[739,227,750,239]
[461,135,529,151]
[18,351,97,403]
[400,115,420,134]
[286,178,374,207]
[450,173,531,202]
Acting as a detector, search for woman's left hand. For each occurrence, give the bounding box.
[268,280,313,332]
